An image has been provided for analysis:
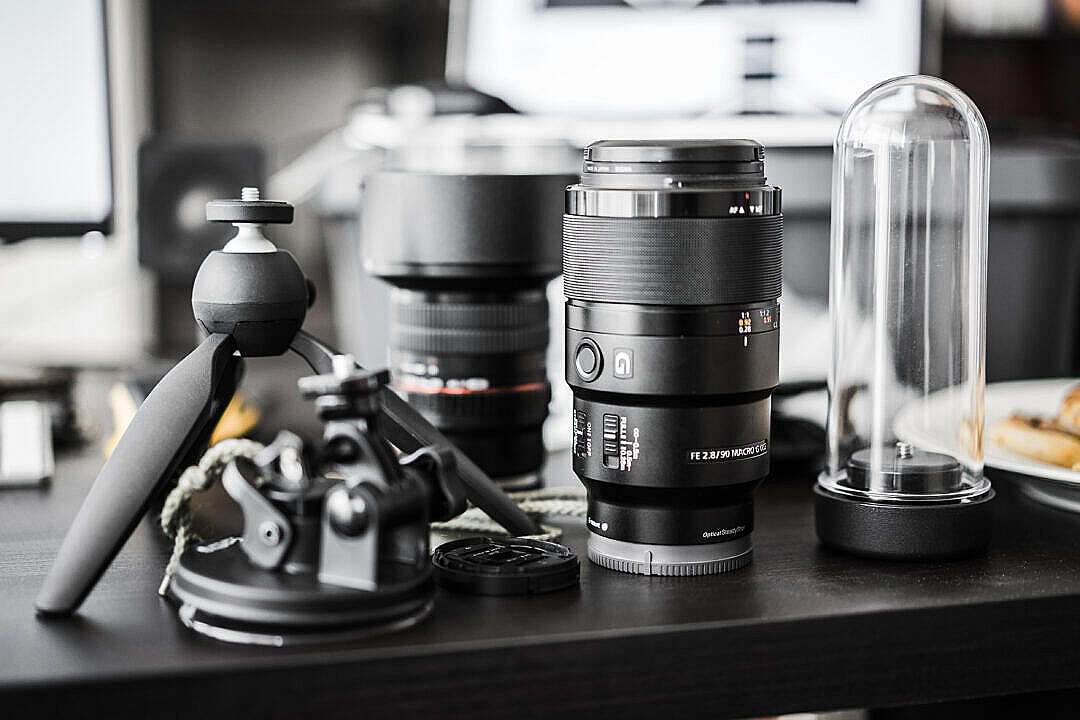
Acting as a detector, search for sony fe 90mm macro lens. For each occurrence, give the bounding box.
[564,140,782,575]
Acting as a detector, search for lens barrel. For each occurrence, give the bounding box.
[564,140,782,575]
[363,170,574,489]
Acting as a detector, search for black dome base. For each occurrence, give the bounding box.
[814,483,995,561]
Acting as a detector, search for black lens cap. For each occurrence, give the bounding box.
[580,139,766,184]
[585,139,764,164]
[432,537,579,596]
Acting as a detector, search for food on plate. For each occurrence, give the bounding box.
[989,383,1080,471]
[1056,384,1080,436]
[990,413,1080,471]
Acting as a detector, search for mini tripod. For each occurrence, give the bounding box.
[36,188,541,617]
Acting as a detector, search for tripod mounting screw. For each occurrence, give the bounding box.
[206,186,294,224]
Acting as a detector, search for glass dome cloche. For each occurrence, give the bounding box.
[814,75,995,561]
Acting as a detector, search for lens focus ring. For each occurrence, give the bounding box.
[563,214,782,305]
[393,300,549,329]
[391,325,549,355]
[391,294,550,355]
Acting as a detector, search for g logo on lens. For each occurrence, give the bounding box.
[612,349,633,379]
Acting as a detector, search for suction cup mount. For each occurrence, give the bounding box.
[36,188,542,618]
[171,365,460,644]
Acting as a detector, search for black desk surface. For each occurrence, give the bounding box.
[4,371,1080,720]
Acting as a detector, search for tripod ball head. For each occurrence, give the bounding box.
[192,250,310,356]
[192,189,310,357]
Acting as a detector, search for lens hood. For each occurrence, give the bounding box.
[362,171,574,287]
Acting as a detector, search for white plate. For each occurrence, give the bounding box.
[895,378,1080,512]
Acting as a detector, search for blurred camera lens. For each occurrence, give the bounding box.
[564,140,782,574]
[363,170,574,489]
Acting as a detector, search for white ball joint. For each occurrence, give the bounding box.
[223,186,278,254]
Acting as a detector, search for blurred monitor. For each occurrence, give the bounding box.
[0,0,146,368]
[0,0,112,241]
[456,0,920,118]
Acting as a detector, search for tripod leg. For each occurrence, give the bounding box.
[178,354,243,472]
[37,334,240,616]
[290,330,543,537]
[288,328,336,374]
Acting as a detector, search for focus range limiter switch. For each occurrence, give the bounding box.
[602,413,620,469]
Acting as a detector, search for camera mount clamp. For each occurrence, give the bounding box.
[36,187,542,617]
[173,362,462,645]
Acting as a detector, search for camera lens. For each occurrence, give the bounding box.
[363,170,574,489]
[563,140,782,575]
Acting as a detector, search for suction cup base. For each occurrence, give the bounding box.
[170,541,433,645]
[177,599,432,647]
[814,483,995,561]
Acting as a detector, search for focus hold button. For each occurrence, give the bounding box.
[574,339,602,382]
[577,345,597,374]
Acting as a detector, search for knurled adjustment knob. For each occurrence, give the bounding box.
[206,186,294,224]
